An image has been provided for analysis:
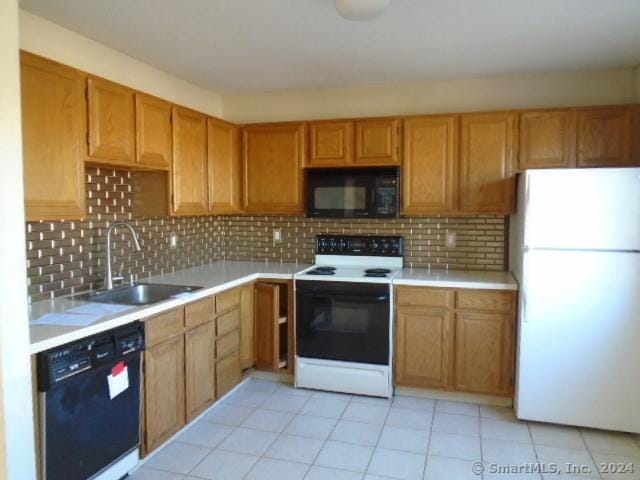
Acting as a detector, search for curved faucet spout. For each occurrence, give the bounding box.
[105,222,142,290]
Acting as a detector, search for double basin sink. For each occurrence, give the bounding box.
[76,283,202,306]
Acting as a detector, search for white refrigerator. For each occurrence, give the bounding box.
[510,168,640,433]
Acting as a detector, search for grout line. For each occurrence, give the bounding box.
[525,422,544,480]
[578,428,605,480]
[421,404,437,480]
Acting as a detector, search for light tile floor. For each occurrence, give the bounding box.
[132,379,640,480]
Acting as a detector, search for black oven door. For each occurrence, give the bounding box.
[296,281,390,365]
[306,169,373,218]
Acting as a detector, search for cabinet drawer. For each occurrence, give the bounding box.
[216,308,240,336]
[216,351,241,398]
[216,330,240,360]
[216,288,241,313]
[145,308,184,347]
[456,290,514,312]
[185,296,214,329]
[396,286,452,308]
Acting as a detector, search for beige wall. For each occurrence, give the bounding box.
[223,68,636,123]
[19,10,223,117]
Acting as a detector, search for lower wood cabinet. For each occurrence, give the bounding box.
[216,351,241,398]
[395,286,516,397]
[185,321,216,421]
[254,281,292,372]
[239,283,255,370]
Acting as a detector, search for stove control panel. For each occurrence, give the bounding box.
[316,235,404,257]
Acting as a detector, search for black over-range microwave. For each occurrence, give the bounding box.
[306,167,399,218]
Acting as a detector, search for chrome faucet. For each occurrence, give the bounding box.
[104,222,142,290]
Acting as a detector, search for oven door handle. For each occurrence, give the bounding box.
[298,292,389,303]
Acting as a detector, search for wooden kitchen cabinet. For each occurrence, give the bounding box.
[308,120,354,167]
[135,93,172,169]
[255,283,280,370]
[354,118,400,165]
[402,115,458,215]
[242,123,305,214]
[239,283,255,370]
[576,106,633,167]
[185,321,216,421]
[144,334,186,452]
[458,112,516,214]
[20,52,86,221]
[208,117,242,214]
[171,106,208,216]
[216,351,241,398]
[87,76,135,165]
[518,109,576,170]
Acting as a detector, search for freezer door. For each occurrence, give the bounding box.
[516,249,640,432]
[523,168,640,250]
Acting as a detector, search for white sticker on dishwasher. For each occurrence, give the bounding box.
[108,362,129,399]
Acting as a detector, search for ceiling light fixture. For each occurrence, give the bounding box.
[336,0,390,21]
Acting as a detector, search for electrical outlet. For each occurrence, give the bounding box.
[273,229,282,243]
[170,232,178,248]
[445,231,456,248]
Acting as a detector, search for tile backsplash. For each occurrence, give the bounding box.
[26,167,506,303]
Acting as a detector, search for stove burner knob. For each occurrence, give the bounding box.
[329,239,337,250]
[338,240,346,250]
[381,241,389,251]
[370,240,379,251]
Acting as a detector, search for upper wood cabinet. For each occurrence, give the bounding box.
[458,112,516,214]
[20,52,86,221]
[171,106,208,216]
[208,117,242,214]
[354,118,400,165]
[242,123,305,214]
[135,93,172,169]
[402,115,458,215]
[576,107,633,167]
[308,121,354,167]
[87,77,135,165]
[518,109,576,170]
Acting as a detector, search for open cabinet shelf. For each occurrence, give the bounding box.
[255,280,294,374]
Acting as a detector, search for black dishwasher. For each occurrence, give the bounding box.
[37,322,144,480]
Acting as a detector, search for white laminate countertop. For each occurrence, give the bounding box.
[29,261,310,354]
[393,269,518,291]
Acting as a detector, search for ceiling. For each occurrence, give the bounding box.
[19,0,640,93]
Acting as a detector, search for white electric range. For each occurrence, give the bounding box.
[294,234,404,398]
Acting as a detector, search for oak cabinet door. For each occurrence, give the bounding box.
[402,115,457,214]
[87,76,135,164]
[20,52,86,221]
[185,322,216,421]
[576,107,632,167]
[518,110,575,170]
[208,117,242,214]
[454,311,514,396]
[172,106,208,215]
[136,93,172,169]
[308,121,353,167]
[396,306,454,389]
[216,351,241,398]
[254,283,280,370]
[144,335,185,453]
[354,118,400,165]
[242,123,305,214]
[239,283,255,370]
[458,112,516,214]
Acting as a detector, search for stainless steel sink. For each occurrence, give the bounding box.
[76,283,203,306]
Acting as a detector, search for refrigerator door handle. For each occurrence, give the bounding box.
[521,292,529,323]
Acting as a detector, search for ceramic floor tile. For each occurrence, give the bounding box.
[301,397,350,419]
[305,465,364,480]
[591,452,640,480]
[204,403,254,426]
[261,392,310,413]
[351,395,393,407]
[378,426,430,454]
[480,405,518,422]
[435,400,479,417]
[481,418,532,443]
[581,429,640,457]
[224,388,271,408]
[529,423,586,450]
[367,447,426,480]
[423,455,480,480]
[535,445,599,478]
[175,420,234,449]
[128,467,183,480]
[313,390,353,401]
[189,449,260,480]
[283,414,338,440]
[315,440,374,473]
[218,427,279,456]
[393,395,436,412]
[432,412,480,436]
[245,457,310,480]
[428,432,482,462]
[266,434,325,464]
[144,441,211,475]
[481,438,537,464]
[277,384,315,398]
[483,468,543,480]
[342,402,390,425]
[241,408,295,433]
[385,407,432,431]
[240,379,281,394]
[330,419,383,447]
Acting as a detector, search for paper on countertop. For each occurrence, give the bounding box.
[67,303,134,316]
[31,312,102,327]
